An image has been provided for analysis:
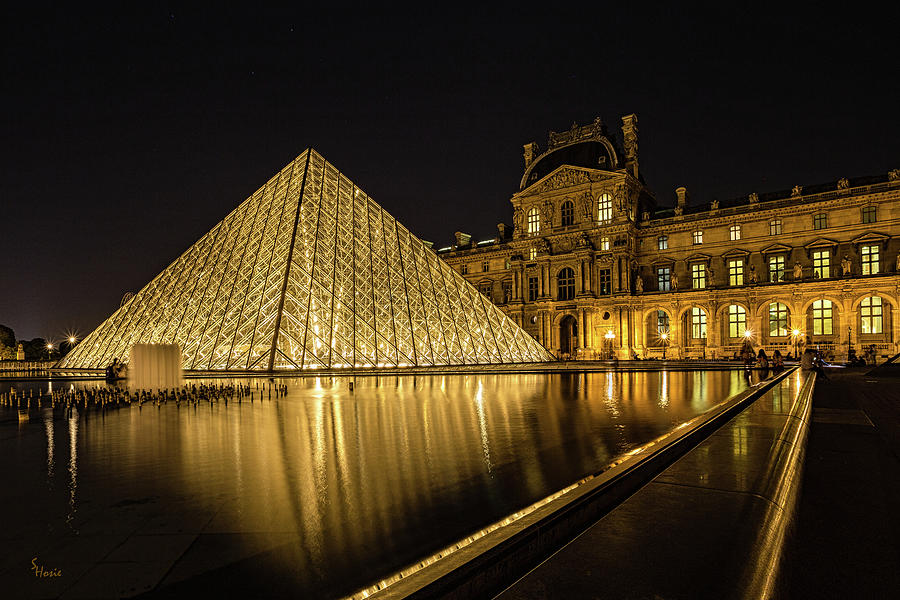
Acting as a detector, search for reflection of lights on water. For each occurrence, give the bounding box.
[474,381,493,474]
[66,411,78,529]
[45,411,54,482]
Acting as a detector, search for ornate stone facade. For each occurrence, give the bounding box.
[439,115,900,362]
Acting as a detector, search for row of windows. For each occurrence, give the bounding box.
[655,297,885,339]
[655,207,878,250]
[650,245,883,290]
[526,194,614,235]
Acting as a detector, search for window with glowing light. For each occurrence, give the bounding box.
[862,205,876,224]
[692,230,703,245]
[728,259,744,286]
[769,255,785,282]
[861,245,880,275]
[657,266,671,291]
[813,213,827,230]
[812,299,833,335]
[728,305,747,338]
[557,267,575,301]
[691,263,706,289]
[691,307,707,339]
[600,236,610,251]
[598,269,611,295]
[768,302,789,337]
[527,207,540,235]
[561,200,575,227]
[812,250,830,278]
[769,219,782,236]
[528,246,537,260]
[657,310,670,336]
[860,296,883,334]
[597,193,612,223]
[730,224,741,241]
[658,236,668,250]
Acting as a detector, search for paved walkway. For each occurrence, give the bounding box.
[779,367,900,598]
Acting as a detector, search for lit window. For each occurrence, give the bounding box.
[860,296,883,334]
[812,250,830,278]
[730,224,741,241]
[600,236,610,251]
[557,268,575,301]
[597,193,612,223]
[861,245,880,275]
[768,302,789,337]
[598,269,611,295]
[728,259,744,286]
[728,305,747,338]
[862,206,876,224]
[482,260,489,272]
[460,263,468,275]
[693,230,703,245]
[528,247,537,260]
[528,276,539,301]
[769,256,785,282]
[658,236,668,250]
[478,281,492,298]
[657,310,670,336]
[657,266,671,291]
[769,219,782,236]
[561,200,575,227]
[813,213,827,230]
[812,299,833,335]
[527,207,540,235]
[691,263,706,289]
[691,307,707,339]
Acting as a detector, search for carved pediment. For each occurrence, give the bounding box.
[686,253,712,263]
[803,237,839,250]
[521,165,615,195]
[721,248,751,259]
[760,243,793,255]
[850,231,890,246]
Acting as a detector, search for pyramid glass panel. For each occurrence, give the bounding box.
[59,149,553,370]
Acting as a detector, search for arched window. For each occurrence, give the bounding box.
[557,267,575,300]
[527,207,540,235]
[561,200,574,227]
[768,302,789,337]
[597,193,612,223]
[691,307,707,339]
[728,305,747,338]
[811,299,833,335]
[860,296,883,334]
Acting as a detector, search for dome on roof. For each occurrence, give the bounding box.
[521,140,618,189]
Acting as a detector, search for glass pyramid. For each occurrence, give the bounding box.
[59,150,553,371]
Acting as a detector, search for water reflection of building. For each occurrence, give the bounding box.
[438,116,900,361]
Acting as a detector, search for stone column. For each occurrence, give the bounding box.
[576,261,583,294]
[578,308,586,349]
[545,312,553,353]
[612,259,620,293]
[584,308,593,349]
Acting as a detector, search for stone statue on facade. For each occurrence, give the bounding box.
[841,254,851,276]
[671,272,678,290]
[791,185,803,197]
[576,232,592,249]
[513,207,523,235]
[793,261,803,280]
[537,237,550,255]
[837,177,849,190]
[748,265,758,284]
[710,199,719,211]
[749,192,759,204]
[635,275,643,294]
[889,168,899,182]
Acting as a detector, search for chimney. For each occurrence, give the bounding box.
[523,142,539,168]
[497,223,506,239]
[454,231,472,247]
[621,114,639,178]
[676,186,689,208]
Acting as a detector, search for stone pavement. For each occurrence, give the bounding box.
[778,367,900,598]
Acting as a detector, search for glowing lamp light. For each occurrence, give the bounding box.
[792,329,801,337]
[605,330,615,339]
[46,343,53,350]
[743,330,753,338]
[660,332,668,341]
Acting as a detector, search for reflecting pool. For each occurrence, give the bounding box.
[0,370,752,598]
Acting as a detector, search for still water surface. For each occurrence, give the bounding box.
[0,371,750,597]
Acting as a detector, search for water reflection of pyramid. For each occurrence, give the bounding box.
[60,150,553,370]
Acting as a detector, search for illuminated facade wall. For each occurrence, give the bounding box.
[60,150,552,370]
[440,115,900,361]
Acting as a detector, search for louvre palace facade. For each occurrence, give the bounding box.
[437,116,900,361]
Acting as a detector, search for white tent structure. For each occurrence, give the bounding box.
[60,150,552,371]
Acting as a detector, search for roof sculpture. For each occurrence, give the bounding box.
[59,149,552,370]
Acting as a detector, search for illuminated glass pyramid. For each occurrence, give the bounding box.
[60,149,552,370]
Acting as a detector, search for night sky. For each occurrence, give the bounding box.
[2,5,898,342]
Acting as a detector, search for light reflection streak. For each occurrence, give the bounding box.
[659,371,669,408]
[44,409,54,483]
[474,381,493,475]
[66,410,78,529]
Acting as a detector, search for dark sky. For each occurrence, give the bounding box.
[2,5,898,341]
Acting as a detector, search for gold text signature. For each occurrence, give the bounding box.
[31,557,62,578]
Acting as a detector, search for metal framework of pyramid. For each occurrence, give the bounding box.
[59,149,553,371]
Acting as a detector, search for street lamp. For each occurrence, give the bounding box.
[604,330,615,360]
[660,331,668,360]
[791,328,801,360]
[46,343,53,361]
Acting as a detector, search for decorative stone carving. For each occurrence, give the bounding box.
[791,185,803,197]
[635,276,643,294]
[671,272,679,290]
[674,205,683,216]
[536,168,592,192]
[578,192,592,220]
[710,199,719,211]
[548,117,605,150]
[541,200,554,228]
[841,254,851,276]
[793,261,803,280]
[749,192,759,204]
[537,237,550,255]
[748,265,758,284]
[513,207,523,235]
[889,169,900,182]
[523,142,538,167]
[575,232,592,249]
[837,177,849,190]
[642,211,650,221]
